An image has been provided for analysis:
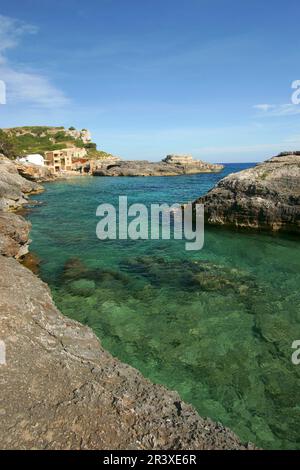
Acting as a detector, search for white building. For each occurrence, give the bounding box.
[19,154,45,166]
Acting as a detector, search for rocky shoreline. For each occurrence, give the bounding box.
[93,155,224,177]
[194,153,300,234]
[0,156,249,450]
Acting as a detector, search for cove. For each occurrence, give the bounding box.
[26,164,300,450]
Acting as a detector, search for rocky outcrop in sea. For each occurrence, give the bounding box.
[194,152,300,233]
[93,155,223,177]
[0,157,250,449]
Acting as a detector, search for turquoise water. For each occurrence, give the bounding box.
[26,164,300,449]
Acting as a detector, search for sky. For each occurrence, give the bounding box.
[0,0,300,162]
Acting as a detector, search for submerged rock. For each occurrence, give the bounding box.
[121,255,258,296]
[194,153,300,233]
[68,278,96,296]
[63,257,89,280]
[62,258,129,286]
[20,252,40,274]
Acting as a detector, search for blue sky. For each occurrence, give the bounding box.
[0,0,300,162]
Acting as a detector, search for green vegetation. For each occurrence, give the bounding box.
[7,126,64,135]
[5,133,69,155]
[0,129,18,159]
[86,148,116,160]
[84,142,97,150]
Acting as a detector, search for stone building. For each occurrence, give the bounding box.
[44,148,87,173]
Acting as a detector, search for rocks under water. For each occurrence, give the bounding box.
[51,250,300,450]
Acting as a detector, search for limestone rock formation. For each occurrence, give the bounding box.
[65,127,92,144]
[93,155,223,177]
[194,153,300,233]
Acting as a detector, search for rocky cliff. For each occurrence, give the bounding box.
[0,155,42,211]
[93,155,223,177]
[0,212,31,258]
[0,158,249,450]
[194,153,300,234]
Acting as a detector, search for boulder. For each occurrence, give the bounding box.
[0,212,31,258]
[194,153,300,233]
[0,156,43,210]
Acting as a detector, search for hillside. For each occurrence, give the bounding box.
[0,126,116,160]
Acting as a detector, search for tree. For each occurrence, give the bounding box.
[84,142,97,149]
[0,130,18,159]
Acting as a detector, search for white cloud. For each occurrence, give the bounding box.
[253,103,300,117]
[0,65,69,108]
[0,15,38,52]
[0,14,69,108]
[253,104,275,112]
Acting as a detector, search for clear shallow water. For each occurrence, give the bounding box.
[26,164,300,449]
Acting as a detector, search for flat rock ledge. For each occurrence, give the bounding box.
[194,153,300,233]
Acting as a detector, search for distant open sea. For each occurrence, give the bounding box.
[27,162,300,450]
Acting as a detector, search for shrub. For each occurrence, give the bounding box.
[84,142,97,149]
[0,130,19,159]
